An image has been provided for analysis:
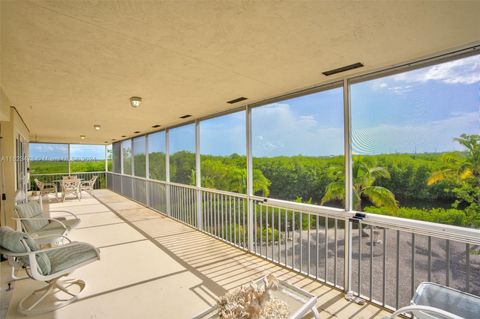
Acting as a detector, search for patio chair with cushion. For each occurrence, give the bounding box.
[389,282,480,319]
[0,226,100,316]
[13,201,80,245]
[61,179,81,201]
[80,176,98,195]
[34,178,58,202]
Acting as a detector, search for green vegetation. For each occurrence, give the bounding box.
[31,160,109,174]
[31,134,480,229]
[364,206,472,227]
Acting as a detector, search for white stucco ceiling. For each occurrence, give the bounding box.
[1,0,480,144]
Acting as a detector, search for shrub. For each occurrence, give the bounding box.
[364,206,469,227]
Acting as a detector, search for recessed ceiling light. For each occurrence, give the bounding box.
[152,124,161,128]
[121,135,126,138]
[130,96,142,108]
[227,97,248,104]
[80,135,86,140]
[94,124,101,130]
[180,114,191,119]
[104,141,108,143]
[112,138,116,141]
[134,131,140,134]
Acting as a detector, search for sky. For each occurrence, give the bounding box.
[31,54,480,160]
[30,143,106,161]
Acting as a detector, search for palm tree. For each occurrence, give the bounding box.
[321,161,398,212]
[321,161,398,239]
[428,134,480,220]
[428,134,480,187]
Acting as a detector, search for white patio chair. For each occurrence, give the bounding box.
[62,175,78,180]
[34,178,58,202]
[61,179,81,201]
[13,200,80,245]
[0,226,100,316]
[80,175,97,195]
[389,282,480,319]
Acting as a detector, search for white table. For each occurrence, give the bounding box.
[194,277,320,319]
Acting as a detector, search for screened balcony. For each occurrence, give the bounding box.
[2,190,392,318]
[2,1,480,318]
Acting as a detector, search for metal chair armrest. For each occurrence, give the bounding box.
[389,305,464,319]
[33,234,72,244]
[14,217,68,230]
[48,210,80,220]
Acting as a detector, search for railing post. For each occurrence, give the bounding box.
[246,106,254,251]
[195,120,203,230]
[67,144,71,176]
[343,78,353,293]
[165,129,171,216]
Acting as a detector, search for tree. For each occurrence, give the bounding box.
[321,161,399,212]
[428,134,480,227]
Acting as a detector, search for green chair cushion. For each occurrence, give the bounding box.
[46,243,98,274]
[0,226,51,275]
[42,218,80,231]
[14,201,49,232]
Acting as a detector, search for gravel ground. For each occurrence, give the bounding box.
[250,226,480,309]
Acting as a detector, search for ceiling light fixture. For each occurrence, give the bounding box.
[121,135,126,138]
[130,96,142,108]
[134,131,140,134]
[152,124,161,128]
[94,124,101,130]
[180,114,191,119]
[80,135,86,140]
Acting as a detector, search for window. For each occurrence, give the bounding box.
[351,54,480,228]
[252,86,344,207]
[70,144,105,172]
[148,131,166,180]
[112,142,121,173]
[122,139,132,175]
[132,136,146,177]
[169,124,195,185]
[29,143,69,174]
[200,111,246,193]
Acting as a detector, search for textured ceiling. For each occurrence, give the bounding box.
[1,0,480,144]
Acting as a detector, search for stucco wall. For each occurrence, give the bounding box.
[0,106,30,227]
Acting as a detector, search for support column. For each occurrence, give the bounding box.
[195,120,202,230]
[246,106,254,251]
[165,130,171,216]
[343,78,353,293]
[145,135,150,207]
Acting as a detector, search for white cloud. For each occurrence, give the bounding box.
[370,80,413,95]
[353,111,479,155]
[252,103,344,157]
[392,55,480,85]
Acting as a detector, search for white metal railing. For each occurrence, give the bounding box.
[31,171,106,190]
[105,171,480,312]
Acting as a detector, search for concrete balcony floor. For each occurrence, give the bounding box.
[1,190,391,318]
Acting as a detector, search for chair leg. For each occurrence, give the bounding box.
[11,265,28,281]
[17,277,86,316]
